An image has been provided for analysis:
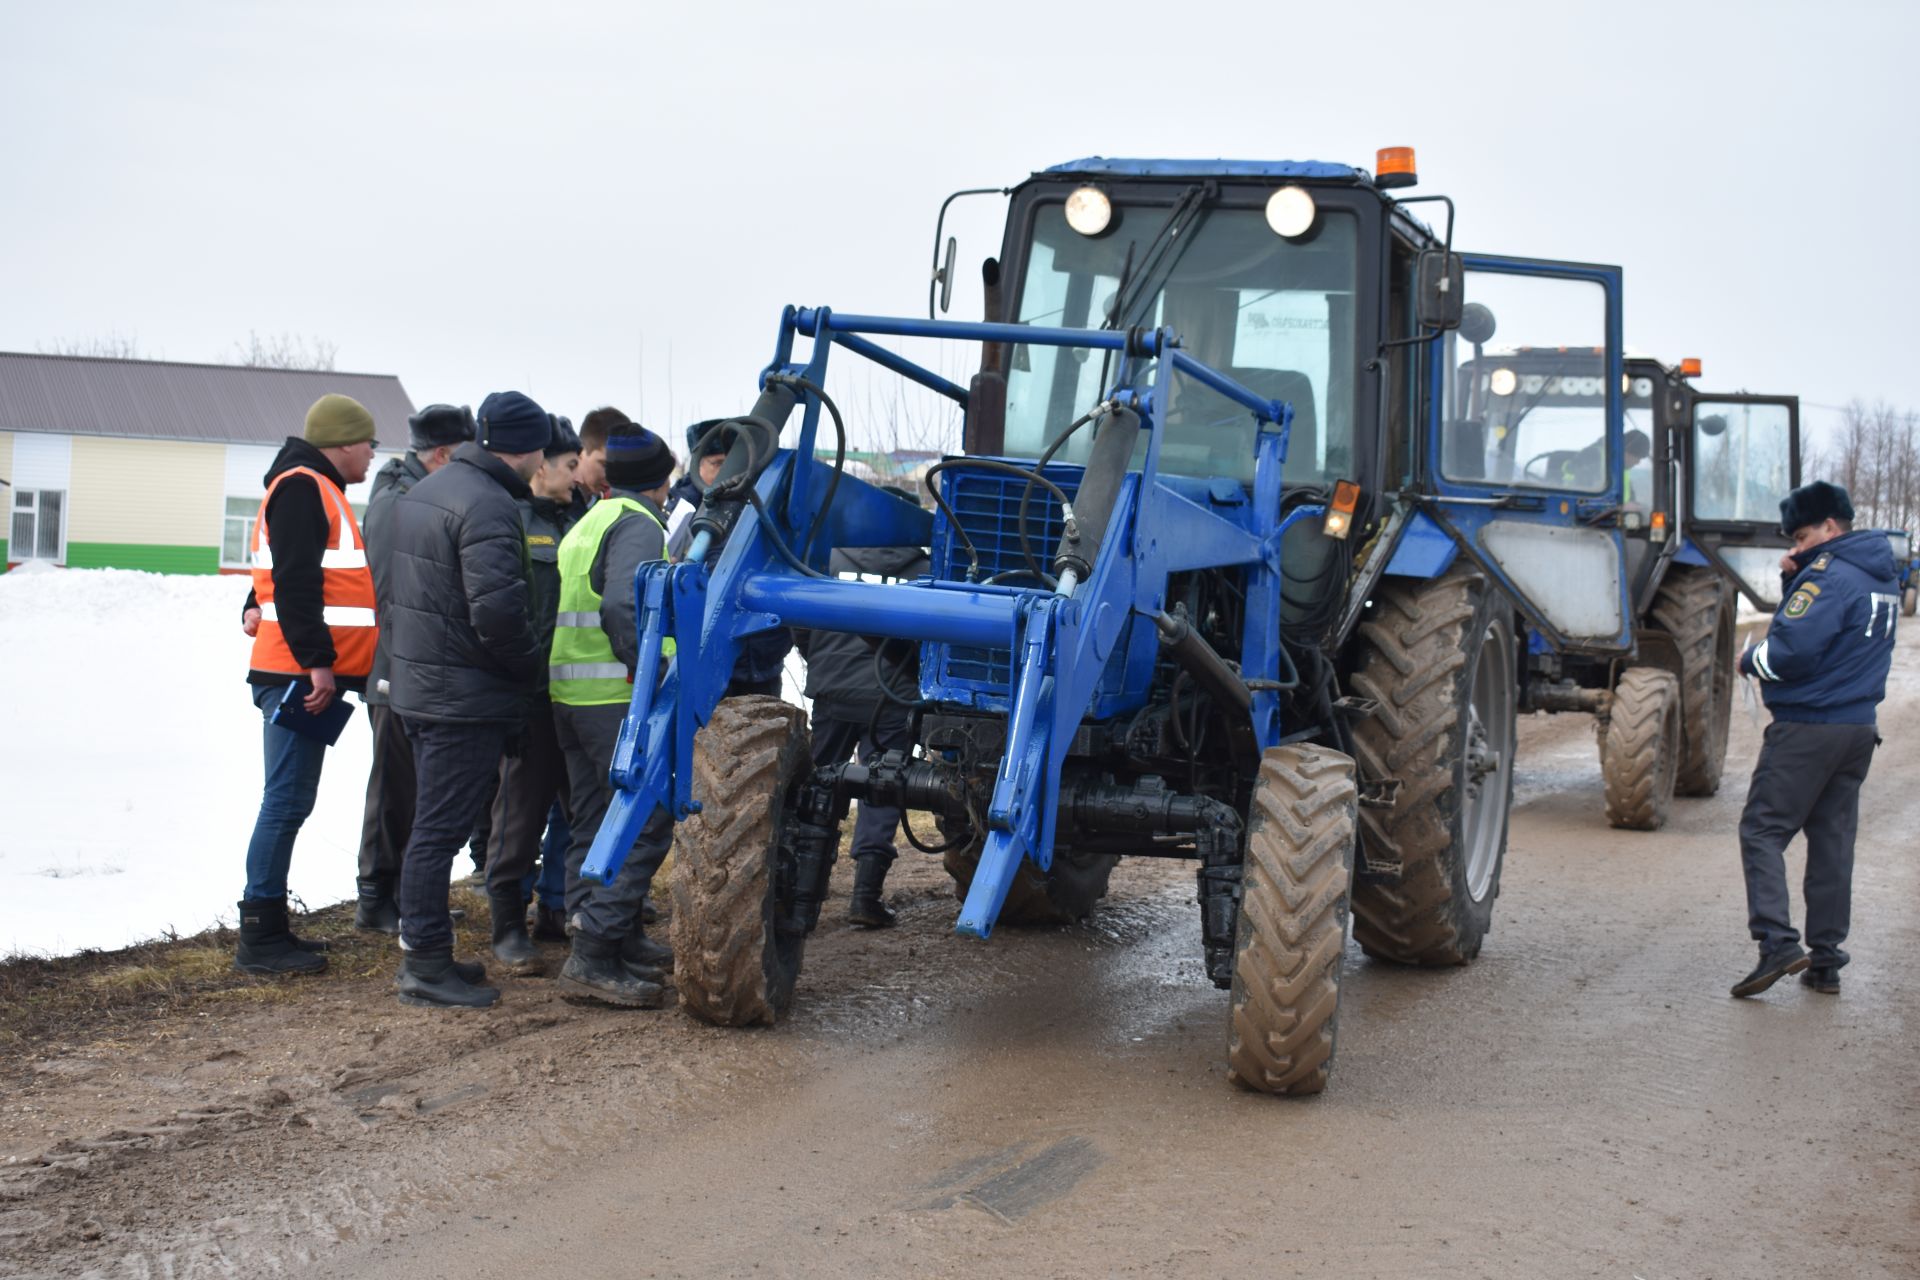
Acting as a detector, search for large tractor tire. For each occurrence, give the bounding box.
[670,696,813,1027]
[1226,744,1357,1097]
[1649,565,1735,797]
[1348,568,1516,967]
[942,833,1117,925]
[1600,667,1682,831]
[1904,584,1916,617]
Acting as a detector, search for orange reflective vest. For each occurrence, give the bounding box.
[249,466,377,678]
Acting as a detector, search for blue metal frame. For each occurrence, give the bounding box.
[1414,254,1633,653]
[584,307,1301,941]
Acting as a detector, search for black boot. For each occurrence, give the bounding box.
[532,904,569,942]
[397,946,500,1008]
[559,934,664,1008]
[234,899,327,976]
[847,856,897,929]
[489,893,545,975]
[621,923,674,971]
[618,928,669,984]
[355,876,401,935]
[640,896,659,926]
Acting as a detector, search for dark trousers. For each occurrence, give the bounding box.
[554,701,673,941]
[485,693,570,901]
[1738,719,1878,969]
[468,767,500,867]
[809,710,911,867]
[399,718,510,952]
[242,681,330,901]
[357,703,414,883]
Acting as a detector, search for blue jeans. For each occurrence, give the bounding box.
[242,681,330,901]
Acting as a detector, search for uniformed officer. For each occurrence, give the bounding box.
[1730,480,1898,998]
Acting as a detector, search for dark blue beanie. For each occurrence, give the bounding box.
[477,390,552,454]
[605,428,676,491]
[1779,480,1853,536]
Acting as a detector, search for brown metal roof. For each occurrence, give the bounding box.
[0,352,416,447]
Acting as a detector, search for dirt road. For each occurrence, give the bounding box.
[5,632,1918,1279]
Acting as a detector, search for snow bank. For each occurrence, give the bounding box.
[0,568,373,956]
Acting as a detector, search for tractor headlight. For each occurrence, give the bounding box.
[1264,185,1317,238]
[1489,367,1518,397]
[1065,186,1113,237]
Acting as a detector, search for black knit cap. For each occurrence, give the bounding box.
[408,403,475,450]
[545,415,581,457]
[477,390,553,454]
[1779,480,1853,536]
[605,428,676,491]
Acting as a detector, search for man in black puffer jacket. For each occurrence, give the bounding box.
[798,529,930,928]
[385,390,550,1009]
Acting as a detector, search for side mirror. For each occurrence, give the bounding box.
[935,236,958,314]
[1418,250,1465,330]
[1457,301,1497,347]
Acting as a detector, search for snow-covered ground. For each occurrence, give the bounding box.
[0,566,375,957]
[0,565,813,958]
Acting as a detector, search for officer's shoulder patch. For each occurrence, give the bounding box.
[1784,588,1815,618]
[1810,552,1832,571]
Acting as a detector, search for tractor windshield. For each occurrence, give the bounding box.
[1004,198,1358,485]
[1449,351,1655,500]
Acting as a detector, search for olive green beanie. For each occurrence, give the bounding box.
[304,393,377,447]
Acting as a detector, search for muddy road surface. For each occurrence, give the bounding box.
[6,633,1919,1279]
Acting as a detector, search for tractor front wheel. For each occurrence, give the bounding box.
[1226,744,1357,1097]
[1600,667,1682,831]
[670,696,813,1027]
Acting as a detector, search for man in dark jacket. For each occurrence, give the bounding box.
[549,429,679,1007]
[1730,481,1898,998]
[235,394,379,975]
[354,403,474,933]
[481,416,587,972]
[798,536,929,928]
[385,391,551,1008]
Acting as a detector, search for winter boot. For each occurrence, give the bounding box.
[234,899,328,976]
[558,933,664,1008]
[621,922,674,972]
[618,929,669,985]
[397,946,500,1008]
[392,955,487,987]
[847,856,897,929]
[640,896,659,926]
[532,904,570,942]
[489,893,545,976]
[354,876,401,935]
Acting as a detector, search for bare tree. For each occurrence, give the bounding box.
[231,330,338,371]
[1819,399,1920,531]
[38,332,143,359]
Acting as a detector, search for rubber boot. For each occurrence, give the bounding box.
[234,899,327,976]
[397,946,500,1008]
[618,929,668,985]
[532,904,569,942]
[354,876,401,935]
[558,934,664,1008]
[847,855,897,929]
[489,893,545,976]
[621,923,674,972]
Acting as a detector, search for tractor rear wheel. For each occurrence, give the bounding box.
[1226,744,1357,1097]
[941,831,1117,925]
[1600,667,1682,831]
[1650,565,1735,796]
[1348,567,1516,966]
[670,696,813,1027]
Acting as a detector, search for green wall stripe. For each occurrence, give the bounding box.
[63,543,221,574]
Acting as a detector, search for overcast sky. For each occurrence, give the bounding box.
[3,0,1915,458]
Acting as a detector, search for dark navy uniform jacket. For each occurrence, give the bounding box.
[1739,529,1899,725]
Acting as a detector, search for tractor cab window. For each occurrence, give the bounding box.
[1692,401,1794,523]
[1005,201,1358,486]
[1442,273,1614,494]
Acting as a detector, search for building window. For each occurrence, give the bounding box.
[222,496,259,568]
[10,488,65,562]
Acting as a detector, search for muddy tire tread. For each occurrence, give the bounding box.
[1600,667,1680,831]
[1227,745,1356,1097]
[1650,565,1734,797]
[669,697,810,1027]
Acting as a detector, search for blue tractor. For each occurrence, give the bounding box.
[585,152,1641,1095]
[1888,530,1916,616]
